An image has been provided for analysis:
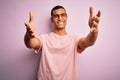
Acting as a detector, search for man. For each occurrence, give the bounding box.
[24,5,101,80]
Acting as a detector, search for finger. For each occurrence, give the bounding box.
[29,11,34,22]
[89,6,94,17]
[96,10,101,17]
[93,16,100,23]
[92,21,98,28]
[25,22,29,28]
[25,22,31,30]
[31,33,35,37]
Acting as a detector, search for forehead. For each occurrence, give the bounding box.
[52,8,66,14]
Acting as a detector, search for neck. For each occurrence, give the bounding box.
[54,29,67,36]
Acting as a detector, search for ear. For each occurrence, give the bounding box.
[51,17,53,22]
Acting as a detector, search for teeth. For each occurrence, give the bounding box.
[58,22,64,25]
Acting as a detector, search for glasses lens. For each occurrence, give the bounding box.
[52,13,67,18]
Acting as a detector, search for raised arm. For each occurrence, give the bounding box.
[24,11,41,50]
[78,7,101,51]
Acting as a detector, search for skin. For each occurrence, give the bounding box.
[24,6,101,52]
[78,7,101,51]
[51,8,68,35]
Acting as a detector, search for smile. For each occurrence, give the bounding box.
[57,21,64,25]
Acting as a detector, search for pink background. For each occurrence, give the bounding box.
[0,0,120,80]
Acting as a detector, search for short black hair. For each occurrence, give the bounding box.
[51,5,66,16]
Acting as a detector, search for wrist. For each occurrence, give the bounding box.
[90,28,98,34]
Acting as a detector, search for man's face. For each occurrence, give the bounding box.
[51,8,67,30]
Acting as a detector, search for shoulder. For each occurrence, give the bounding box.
[68,34,80,41]
[37,32,56,41]
[38,32,51,38]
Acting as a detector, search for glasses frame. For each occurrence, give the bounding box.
[52,13,67,19]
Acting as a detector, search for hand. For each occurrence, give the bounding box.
[88,7,101,33]
[25,11,35,37]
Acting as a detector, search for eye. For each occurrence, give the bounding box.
[52,13,67,18]
[61,13,67,17]
[52,14,59,18]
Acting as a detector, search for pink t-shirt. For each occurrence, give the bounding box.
[37,32,82,80]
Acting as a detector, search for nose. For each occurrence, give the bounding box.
[58,15,62,20]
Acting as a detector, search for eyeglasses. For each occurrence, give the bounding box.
[52,13,67,19]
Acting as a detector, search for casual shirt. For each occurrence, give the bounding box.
[37,32,82,80]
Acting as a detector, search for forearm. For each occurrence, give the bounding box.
[24,31,41,49]
[78,6,101,50]
[86,29,98,46]
[78,29,98,49]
